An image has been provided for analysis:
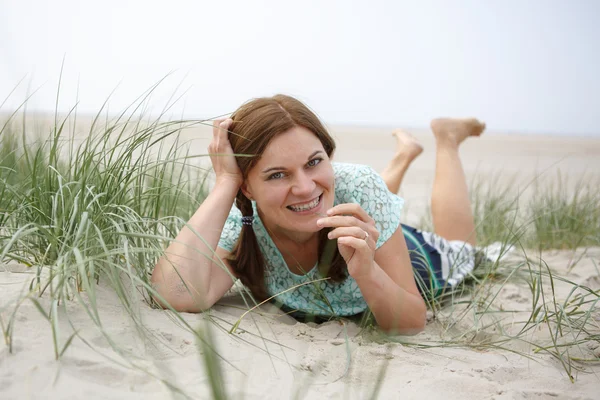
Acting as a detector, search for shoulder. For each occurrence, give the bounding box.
[333,162,397,202]
[332,162,404,248]
[218,204,243,252]
[333,162,379,199]
[333,162,375,181]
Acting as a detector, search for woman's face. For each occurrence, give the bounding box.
[242,126,335,237]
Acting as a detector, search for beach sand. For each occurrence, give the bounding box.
[1,121,599,399]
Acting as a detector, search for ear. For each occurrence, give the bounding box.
[240,181,254,201]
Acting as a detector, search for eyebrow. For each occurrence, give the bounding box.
[261,150,324,174]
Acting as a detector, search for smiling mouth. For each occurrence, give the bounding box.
[287,194,322,212]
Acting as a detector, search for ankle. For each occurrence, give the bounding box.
[388,153,413,169]
[434,136,460,151]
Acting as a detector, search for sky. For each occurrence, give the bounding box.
[1,0,599,136]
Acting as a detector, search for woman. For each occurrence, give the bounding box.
[151,94,485,334]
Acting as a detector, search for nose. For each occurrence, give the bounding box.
[291,170,316,197]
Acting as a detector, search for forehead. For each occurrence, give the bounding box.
[257,126,324,167]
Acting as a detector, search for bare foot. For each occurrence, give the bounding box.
[430,118,486,146]
[391,129,423,163]
[381,129,423,193]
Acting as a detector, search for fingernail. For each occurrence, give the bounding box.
[317,219,324,226]
[326,209,333,215]
[327,232,333,239]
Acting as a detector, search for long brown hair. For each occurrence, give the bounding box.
[227,94,346,300]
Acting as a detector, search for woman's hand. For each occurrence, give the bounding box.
[208,118,243,187]
[317,203,380,279]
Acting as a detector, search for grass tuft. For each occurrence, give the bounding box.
[527,173,600,249]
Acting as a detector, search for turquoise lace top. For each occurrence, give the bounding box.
[217,162,404,317]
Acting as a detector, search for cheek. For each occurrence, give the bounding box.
[320,168,335,188]
[259,184,289,207]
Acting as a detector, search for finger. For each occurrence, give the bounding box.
[212,118,232,138]
[317,215,364,229]
[328,227,375,249]
[326,203,373,223]
[214,119,234,152]
[217,118,233,139]
[337,236,372,251]
[219,118,233,130]
[327,226,366,240]
[212,118,226,137]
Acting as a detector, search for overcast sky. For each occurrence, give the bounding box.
[1,0,599,136]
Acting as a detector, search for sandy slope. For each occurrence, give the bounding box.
[1,123,599,399]
[1,248,599,399]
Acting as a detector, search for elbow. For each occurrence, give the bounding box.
[401,299,428,335]
[149,268,177,311]
[150,286,212,313]
[380,317,426,336]
[380,299,427,335]
[150,264,212,313]
[402,314,427,335]
[153,297,210,314]
[413,300,428,333]
[404,294,428,334]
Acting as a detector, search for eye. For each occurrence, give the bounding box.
[268,171,285,180]
[307,157,322,168]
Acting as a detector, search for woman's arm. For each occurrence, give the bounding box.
[151,118,241,312]
[355,227,427,334]
[151,181,238,312]
[319,204,427,334]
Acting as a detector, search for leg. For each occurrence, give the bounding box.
[381,129,423,194]
[430,118,485,246]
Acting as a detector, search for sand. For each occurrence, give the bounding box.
[1,121,600,399]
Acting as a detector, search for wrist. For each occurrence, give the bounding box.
[349,260,378,283]
[215,175,242,191]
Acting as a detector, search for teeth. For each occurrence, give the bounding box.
[289,196,320,212]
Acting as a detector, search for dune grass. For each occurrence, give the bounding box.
[402,171,600,383]
[419,171,600,250]
[528,173,600,250]
[1,88,599,398]
[329,163,600,387]
[0,84,226,374]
